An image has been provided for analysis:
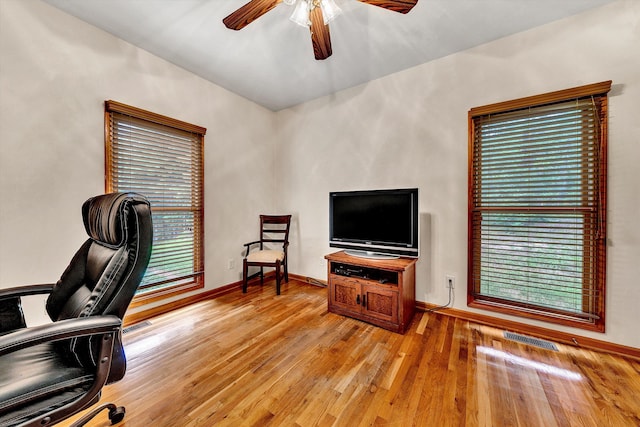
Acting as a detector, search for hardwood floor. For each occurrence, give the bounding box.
[64,280,640,427]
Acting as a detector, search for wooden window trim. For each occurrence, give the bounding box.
[468,81,612,117]
[104,100,206,135]
[468,81,611,332]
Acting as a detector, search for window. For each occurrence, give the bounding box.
[468,81,610,331]
[105,101,206,304]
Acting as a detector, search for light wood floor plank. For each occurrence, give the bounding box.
[60,280,640,427]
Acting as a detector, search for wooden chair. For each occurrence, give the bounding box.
[242,215,291,295]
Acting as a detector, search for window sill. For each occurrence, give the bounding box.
[467,298,605,333]
[130,280,204,308]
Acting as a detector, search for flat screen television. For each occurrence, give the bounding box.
[329,188,419,259]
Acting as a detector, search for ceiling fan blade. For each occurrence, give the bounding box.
[223,0,281,30]
[309,6,332,60]
[357,0,418,14]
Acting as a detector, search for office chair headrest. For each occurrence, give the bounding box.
[82,192,146,248]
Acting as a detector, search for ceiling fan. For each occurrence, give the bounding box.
[223,0,418,60]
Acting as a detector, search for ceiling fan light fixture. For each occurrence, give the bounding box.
[223,0,417,61]
[290,0,311,27]
[320,0,342,25]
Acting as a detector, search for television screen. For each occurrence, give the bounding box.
[329,188,419,259]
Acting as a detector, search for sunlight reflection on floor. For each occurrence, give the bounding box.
[478,346,583,381]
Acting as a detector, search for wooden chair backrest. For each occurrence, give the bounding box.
[259,215,291,248]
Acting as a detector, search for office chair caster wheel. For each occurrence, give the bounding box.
[108,406,125,424]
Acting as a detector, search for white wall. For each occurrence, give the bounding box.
[277,0,640,348]
[0,0,277,322]
[1,0,638,349]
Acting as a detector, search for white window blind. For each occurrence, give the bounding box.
[468,82,610,331]
[105,101,205,301]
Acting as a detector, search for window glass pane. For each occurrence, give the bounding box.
[140,211,198,289]
[479,212,585,313]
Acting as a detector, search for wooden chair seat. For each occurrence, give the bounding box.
[246,249,285,263]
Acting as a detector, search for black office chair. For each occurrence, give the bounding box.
[0,192,152,427]
[242,215,291,295]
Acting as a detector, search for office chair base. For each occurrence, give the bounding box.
[70,403,125,426]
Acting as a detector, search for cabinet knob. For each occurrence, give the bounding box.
[356,295,360,305]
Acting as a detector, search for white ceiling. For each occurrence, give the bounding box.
[43,0,616,111]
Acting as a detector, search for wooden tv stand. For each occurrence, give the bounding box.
[325,251,417,334]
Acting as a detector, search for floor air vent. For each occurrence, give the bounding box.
[123,320,151,335]
[504,332,558,351]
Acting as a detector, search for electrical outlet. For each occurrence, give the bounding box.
[227,259,235,270]
[445,274,455,289]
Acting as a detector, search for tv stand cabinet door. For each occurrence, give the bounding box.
[329,277,362,313]
[362,284,398,324]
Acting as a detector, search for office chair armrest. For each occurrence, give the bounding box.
[0,315,121,356]
[0,283,55,301]
[0,285,55,333]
